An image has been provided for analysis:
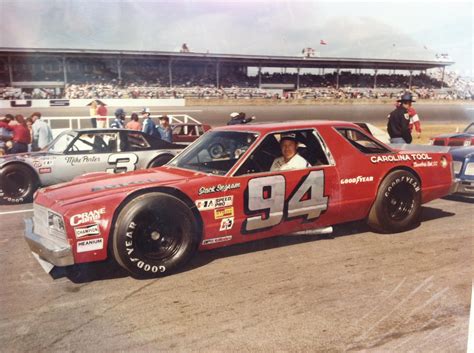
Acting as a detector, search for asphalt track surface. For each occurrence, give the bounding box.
[0,103,473,351]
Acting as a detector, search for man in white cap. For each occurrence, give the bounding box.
[141,107,159,138]
[270,133,310,171]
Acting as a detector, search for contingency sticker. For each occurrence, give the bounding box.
[196,196,233,211]
[74,224,100,238]
[202,235,233,245]
[214,207,234,219]
[77,238,104,253]
[219,217,234,231]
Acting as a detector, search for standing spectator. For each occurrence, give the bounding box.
[157,115,173,142]
[387,92,413,144]
[96,100,108,128]
[110,108,126,129]
[141,108,160,138]
[126,113,142,131]
[89,100,98,128]
[30,112,53,150]
[407,104,422,140]
[25,117,34,151]
[0,114,31,154]
[0,116,13,155]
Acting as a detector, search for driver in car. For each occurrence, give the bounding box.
[270,133,310,171]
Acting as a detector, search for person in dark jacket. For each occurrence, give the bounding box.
[227,112,255,125]
[110,108,126,129]
[387,92,414,144]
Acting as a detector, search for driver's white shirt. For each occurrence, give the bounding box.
[270,154,310,171]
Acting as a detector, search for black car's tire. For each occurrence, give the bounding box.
[367,170,422,233]
[112,192,199,277]
[148,154,174,168]
[0,164,38,204]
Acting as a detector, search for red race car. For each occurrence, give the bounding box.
[25,121,457,277]
[172,123,211,144]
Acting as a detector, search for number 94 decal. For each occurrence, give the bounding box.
[106,153,138,173]
[243,170,328,233]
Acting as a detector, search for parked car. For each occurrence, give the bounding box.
[429,122,474,147]
[0,128,185,204]
[450,146,474,195]
[172,123,211,143]
[25,121,456,277]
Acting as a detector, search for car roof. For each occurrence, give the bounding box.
[72,128,141,134]
[213,120,359,133]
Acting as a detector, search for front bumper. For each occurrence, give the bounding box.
[24,218,74,267]
[455,178,474,195]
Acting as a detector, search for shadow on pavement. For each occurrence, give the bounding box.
[442,194,474,204]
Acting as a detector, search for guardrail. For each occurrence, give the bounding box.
[41,114,201,137]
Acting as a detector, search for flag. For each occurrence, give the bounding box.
[320,39,327,45]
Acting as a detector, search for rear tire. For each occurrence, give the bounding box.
[0,164,38,204]
[368,170,421,233]
[112,192,199,277]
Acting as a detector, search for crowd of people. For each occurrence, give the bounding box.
[0,112,53,155]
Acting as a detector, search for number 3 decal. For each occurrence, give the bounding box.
[106,153,138,173]
[244,170,328,232]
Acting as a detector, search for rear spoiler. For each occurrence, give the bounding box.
[390,144,451,154]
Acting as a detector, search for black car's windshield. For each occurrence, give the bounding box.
[169,131,258,175]
[464,123,474,134]
[46,131,77,153]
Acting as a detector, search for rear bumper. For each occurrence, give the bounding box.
[24,218,74,267]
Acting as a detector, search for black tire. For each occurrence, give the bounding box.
[0,164,38,204]
[368,170,422,233]
[148,154,174,168]
[112,192,199,277]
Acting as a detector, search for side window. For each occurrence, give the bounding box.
[69,132,119,153]
[235,129,329,175]
[336,128,390,154]
[125,132,151,151]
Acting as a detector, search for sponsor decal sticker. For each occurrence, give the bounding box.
[70,207,105,226]
[340,176,374,185]
[39,167,51,174]
[202,235,233,245]
[413,161,439,168]
[198,183,240,195]
[77,238,104,253]
[219,217,234,231]
[65,156,101,166]
[370,153,432,164]
[74,224,100,238]
[196,196,233,211]
[214,207,234,219]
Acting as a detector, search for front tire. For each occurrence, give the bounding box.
[368,170,422,233]
[112,192,199,277]
[0,164,38,204]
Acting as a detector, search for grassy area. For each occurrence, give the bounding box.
[373,123,465,145]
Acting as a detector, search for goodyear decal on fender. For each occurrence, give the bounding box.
[196,196,233,211]
[202,235,232,245]
[214,207,234,219]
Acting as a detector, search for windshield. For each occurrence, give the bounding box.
[464,123,474,134]
[46,131,77,153]
[169,131,258,175]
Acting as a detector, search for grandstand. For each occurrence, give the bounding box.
[0,47,470,100]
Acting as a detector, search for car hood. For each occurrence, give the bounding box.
[0,151,52,164]
[434,133,473,139]
[450,146,474,160]
[36,166,206,207]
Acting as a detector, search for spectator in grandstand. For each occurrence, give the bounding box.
[89,100,98,128]
[110,108,126,129]
[157,115,172,142]
[30,112,53,150]
[387,92,414,144]
[141,108,160,138]
[227,112,255,125]
[126,113,142,131]
[0,114,31,154]
[96,100,108,128]
[180,43,190,53]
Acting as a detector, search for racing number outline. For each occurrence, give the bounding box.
[243,170,328,233]
[106,153,138,173]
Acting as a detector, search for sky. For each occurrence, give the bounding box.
[0,0,472,76]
